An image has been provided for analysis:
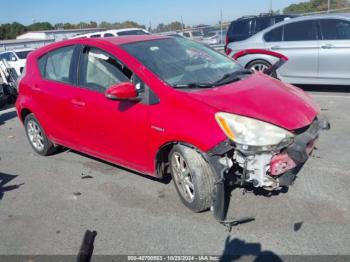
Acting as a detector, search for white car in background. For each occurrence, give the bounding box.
[180,30,204,42]
[0,48,33,76]
[71,28,150,39]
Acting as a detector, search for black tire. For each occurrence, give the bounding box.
[246,59,277,78]
[169,145,215,213]
[24,113,56,156]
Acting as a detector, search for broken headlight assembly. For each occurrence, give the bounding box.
[215,112,295,152]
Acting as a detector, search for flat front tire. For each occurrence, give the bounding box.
[24,113,56,156]
[169,145,215,213]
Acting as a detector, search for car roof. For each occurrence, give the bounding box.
[104,28,148,33]
[252,13,350,38]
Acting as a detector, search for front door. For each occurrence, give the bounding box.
[72,46,150,171]
[318,18,350,83]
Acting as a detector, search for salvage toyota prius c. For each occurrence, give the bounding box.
[15,35,330,221]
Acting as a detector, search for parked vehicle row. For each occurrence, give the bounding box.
[70,28,150,39]
[16,35,329,220]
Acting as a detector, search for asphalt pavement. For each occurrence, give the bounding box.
[0,90,349,258]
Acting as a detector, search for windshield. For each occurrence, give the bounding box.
[121,38,243,87]
[15,50,32,59]
[192,31,203,37]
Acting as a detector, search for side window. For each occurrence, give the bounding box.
[103,33,114,37]
[183,32,190,38]
[255,18,273,32]
[264,26,283,42]
[79,47,134,93]
[39,45,75,83]
[8,52,17,61]
[283,20,318,41]
[90,34,101,38]
[320,19,350,40]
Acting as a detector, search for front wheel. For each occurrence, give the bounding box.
[24,114,56,156]
[246,59,277,78]
[169,145,215,213]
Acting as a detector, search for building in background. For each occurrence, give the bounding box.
[16,28,105,41]
[0,38,55,52]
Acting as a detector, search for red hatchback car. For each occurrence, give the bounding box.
[16,35,328,219]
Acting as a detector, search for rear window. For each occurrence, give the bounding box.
[118,30,148,36]
[15,50,32,59]
[38,45,75,84]
[320,19,350,40]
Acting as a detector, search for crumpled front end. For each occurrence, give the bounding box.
[208,116,330,220]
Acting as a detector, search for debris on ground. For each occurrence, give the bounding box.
[294,221,304,232]
[81,172,93,179]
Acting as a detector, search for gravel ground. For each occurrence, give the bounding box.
[0,90,349,259]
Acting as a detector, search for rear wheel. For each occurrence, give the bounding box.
[24,114,56,156]
[169,145,215,213]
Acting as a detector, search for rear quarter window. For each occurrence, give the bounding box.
[264,26,283,42]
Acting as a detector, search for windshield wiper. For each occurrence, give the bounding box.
[212,69,252,86]
[173,82,214,89]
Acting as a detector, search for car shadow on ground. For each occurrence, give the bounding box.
[0,109,17,126]
[219,236,282,262]
[296,84,350,93]
[0,172,24,200]
[66,149,173,185]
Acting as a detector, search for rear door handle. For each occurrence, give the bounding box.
[31,84,41,91]
[321,44,334,49]
[71,98,86,107]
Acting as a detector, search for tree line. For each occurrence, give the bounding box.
[283,0,350,14]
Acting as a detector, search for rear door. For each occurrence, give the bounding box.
[35,45,80,146]
[318,18,350,82]
[264,20,319,81]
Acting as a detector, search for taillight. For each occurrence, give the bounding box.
[225,47,232,56]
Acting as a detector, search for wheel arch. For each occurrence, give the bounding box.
[19,108,32,123]
[236,54,278,69]
[154,141,208,179]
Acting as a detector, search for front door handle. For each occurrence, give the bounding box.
[71,98,86,107]
[271,46,281,50]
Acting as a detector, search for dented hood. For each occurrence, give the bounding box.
[186,73,319,130]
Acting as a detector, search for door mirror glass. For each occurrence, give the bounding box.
[105,82,140,101]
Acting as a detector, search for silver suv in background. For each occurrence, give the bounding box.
[227,14,350,86]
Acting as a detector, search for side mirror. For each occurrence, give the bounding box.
[105,82,140,101]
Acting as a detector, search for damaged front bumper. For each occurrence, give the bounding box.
[207,117,330,221]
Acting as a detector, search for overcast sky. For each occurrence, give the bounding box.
[0,0,302,26]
